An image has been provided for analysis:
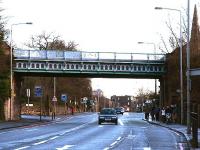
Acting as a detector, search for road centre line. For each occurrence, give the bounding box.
[14,146,30,150]
[59,121,94,136]
[33,140,48,145]
[110,141,118,147]
[143,148,151,150]
[49,136,59,140]
[105,136,122,149]
[56,145,74,150]
[117,137,122,141]
[118,119,124,125]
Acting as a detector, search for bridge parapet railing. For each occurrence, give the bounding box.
[14,49,166,62]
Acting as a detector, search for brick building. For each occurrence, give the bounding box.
[164,5,200,123]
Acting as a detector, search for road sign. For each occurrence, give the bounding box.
[81,97,87,104]
[26,89,30,97]
[52,96,57,102]
[34,86,42,97]
[26,104,33,107]
[61,94,67,102]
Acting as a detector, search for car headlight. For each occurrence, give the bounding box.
[112,116,117,119]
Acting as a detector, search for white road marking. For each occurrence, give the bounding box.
[105,136,122,149]
[118,119,124,126]
[14,146,30,150]
[33,140,48,145]
[127,134,136,139]
[116,137,121,141]
[0,131,8,135]
[144,148,151,150]
[49,136,59,140]
[124,112,129,116]
[178,143,184,150]
[110,141,118,147]
[56,145,74,150]
[25,129,38,132]
[59,121,94,136]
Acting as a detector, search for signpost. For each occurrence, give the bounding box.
[52,96,57,120]
[34,86,42,121]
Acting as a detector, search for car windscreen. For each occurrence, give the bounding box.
[100,109,116,115]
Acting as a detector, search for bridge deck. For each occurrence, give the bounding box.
[13,49,166,78]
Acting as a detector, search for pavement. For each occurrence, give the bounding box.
[146,118,200,149]
[0,114,71,130]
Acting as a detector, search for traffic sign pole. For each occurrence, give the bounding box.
[65,102,67,115]
[26,89,30,115]
[40,96,42,121]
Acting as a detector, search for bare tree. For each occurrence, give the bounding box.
[26,31,78,51]
[22,32,91,114]
[159,13,187,53]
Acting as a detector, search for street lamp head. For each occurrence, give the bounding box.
[138,42,144,44]
[26,22,33,25]
[155,7,163,10]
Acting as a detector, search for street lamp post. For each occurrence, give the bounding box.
[155,6,184,125]
[138,42,157,96]
[10,22,32,120]
[186,0,191,134]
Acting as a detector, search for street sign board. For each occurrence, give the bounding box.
[61,94,67,102]
[34,86,42,97]
[81,97,87,103]
[26,89,30,97]
[52,96,57,102]
[26,104,33,107]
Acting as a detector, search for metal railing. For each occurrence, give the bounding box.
[14,49,166,62]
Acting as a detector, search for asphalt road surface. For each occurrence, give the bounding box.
[0,112,190,150]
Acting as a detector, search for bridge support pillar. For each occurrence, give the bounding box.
[11,74,23,120]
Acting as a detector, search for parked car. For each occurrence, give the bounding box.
[115,107,125,115]
[98,108,118,125]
